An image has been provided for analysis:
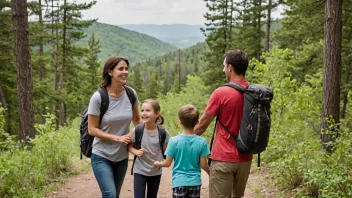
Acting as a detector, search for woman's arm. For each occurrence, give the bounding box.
[154,156,173,168]
[87,114,131,144]
[131,106,141,126]
[200,156,210,175]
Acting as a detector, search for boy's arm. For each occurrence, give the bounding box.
[154,156,173,168]
[200,156,210,175]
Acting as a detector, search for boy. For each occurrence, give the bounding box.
[154,104,210,198]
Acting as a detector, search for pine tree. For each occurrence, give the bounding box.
[130,67,145,101]
[146,72,160,99]
[11,0,35,143]
[232,0,266,60]
[42,0,96,125]
[201,0,235,89]
[340,0,352,119]
[0,0,18,135]
[321,0,342,151]
[85,32,101,91]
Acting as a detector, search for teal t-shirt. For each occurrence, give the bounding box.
[165,134,210,188]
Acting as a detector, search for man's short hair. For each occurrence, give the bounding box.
[178,104,199,129]
[223,49,248,76]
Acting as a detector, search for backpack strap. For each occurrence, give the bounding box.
[98,87,109,124]
[123,85,137,107]
[223,82,248,93]
[157,124,167,159]
[208,117,218,166]
[208,117,236,166]
[81,87,109,159]
[131,124,144,175]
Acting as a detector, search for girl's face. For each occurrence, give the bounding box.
[141,102,159,124]
[108,60,128,85]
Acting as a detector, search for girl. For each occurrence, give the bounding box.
[87,56,141,198]
[128,99,170,198]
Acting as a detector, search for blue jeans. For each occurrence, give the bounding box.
[91,153,128,198]
[134,173,161,198]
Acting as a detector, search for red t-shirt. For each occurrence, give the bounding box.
[205,80,253,162]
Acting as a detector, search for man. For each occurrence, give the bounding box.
[194,49,252,198]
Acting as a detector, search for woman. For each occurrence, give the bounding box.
[87,56,141,198]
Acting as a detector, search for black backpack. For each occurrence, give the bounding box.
[80,85,136,159]
[209,82,273,166]
[131,124,167,175]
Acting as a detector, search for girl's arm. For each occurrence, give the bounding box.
[128,142,146,157]
[200,156,210,175]
[154,156,173,168]
[88,114,131,144]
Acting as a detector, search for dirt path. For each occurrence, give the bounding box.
[46,159,275,198]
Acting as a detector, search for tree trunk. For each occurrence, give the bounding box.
[321,0,342,151]
[51,0,60,127]
[229,0,233,42]
[265,0,272,52]
[256,0,262,60]
[58,0,67,126]
[11,0,35,143]
[39,0,46,123]
[0,86,6,109]
[341,68,350,119]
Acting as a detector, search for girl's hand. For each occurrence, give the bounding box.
[135,148,147,157]
[118,134,132,144]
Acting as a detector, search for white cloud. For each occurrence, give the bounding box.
[77,0,283,25]
[78,0,207,25]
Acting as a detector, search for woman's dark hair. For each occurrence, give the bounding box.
[143,99,164,125]
[100,56,129,88]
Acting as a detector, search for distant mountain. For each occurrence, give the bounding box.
[119,24,206,49]
[79,22,178,63]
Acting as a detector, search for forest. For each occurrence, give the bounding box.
[0,0,351,197]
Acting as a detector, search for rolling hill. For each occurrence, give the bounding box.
[119,24,206,49]
[79,22,178,63]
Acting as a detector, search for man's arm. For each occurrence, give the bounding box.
[194,113,216,136]
[200,156,210,175]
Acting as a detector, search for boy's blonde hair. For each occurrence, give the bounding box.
[178,104,199,129]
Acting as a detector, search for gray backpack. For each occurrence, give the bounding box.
[209,82,273,167]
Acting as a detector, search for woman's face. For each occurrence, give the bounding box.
[140,102,159,124]
[108,60,128,85]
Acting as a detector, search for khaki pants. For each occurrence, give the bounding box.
[209,160,252,198]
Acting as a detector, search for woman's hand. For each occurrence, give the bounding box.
[118,134,132,144]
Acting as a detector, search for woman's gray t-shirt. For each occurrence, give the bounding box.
[87,88,138,162]
[131,128,170,176]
